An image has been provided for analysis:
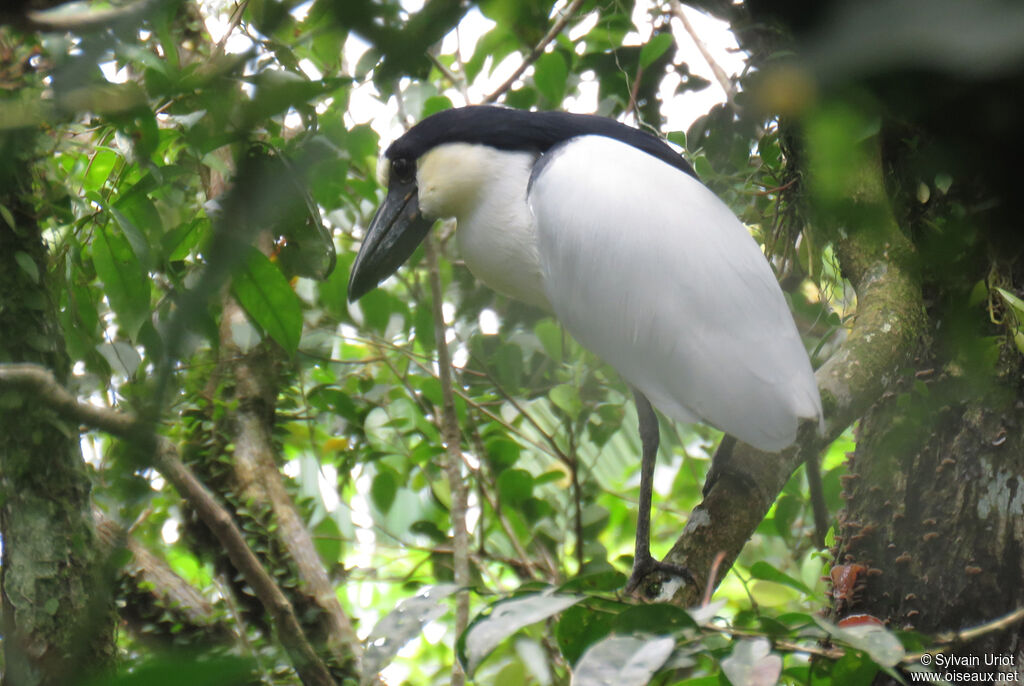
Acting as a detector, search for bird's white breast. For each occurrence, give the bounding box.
[417,143,551,309]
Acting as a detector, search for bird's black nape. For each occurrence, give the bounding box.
[385,106,697,180]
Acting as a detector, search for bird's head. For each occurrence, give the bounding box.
[347,107,507,303]
[347,105,696,302]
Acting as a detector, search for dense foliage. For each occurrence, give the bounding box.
[2,1,1022,685]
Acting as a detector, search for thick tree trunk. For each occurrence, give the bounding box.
[832,304,1024,682]
[0,101,116,686]
[689,7,1024,679]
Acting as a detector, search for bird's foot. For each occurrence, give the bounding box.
[625,555,697,600]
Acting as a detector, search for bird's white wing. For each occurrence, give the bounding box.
[529,135,822,451]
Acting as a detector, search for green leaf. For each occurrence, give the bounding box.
[493,660,529,686]
[97,341,142,378]
[721,638,782,686]
[996,287,1024,321]
[639,33,674,70]
[757,130,781,169]
[748,560,812,595]
[493,342,524,390]
[346,123,380,165]
[80,655,254,686]
[463,592,582,675]
[371,466,399,513]
[666,131,687,149]
[162,218,206,261]
[109,207,153,271]
[497,468,533,505]
[485,438,520,472]
[572,635,675,685]
[556,604,616,665]
[533,51,568,104]
[694,155,714,179]
[422,95,453,118]
[826,652,880,683]
[84,148,119,192]
[313,517,342,567]
[14,251,39,284]
[230,247,303,355]
[772,494,801,539]
[91,225,150,338]
[0,204,14,230]
[611,603,697,636]
[550,383,583,421]
[364,585,460,679]
[580,504,609,537]
[819,617,905,668]
[534,319,564,362]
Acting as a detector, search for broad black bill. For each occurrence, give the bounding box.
[347,176,434,302]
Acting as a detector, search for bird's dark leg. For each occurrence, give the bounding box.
[625,390,696,596]
[702,435,737,497]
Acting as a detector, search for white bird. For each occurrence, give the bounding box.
[347,106,823,592]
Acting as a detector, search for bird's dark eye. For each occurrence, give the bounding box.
[391,157,415,183]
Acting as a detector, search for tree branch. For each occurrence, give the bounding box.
[423,235,470,686]
[669,1,737,109]
[651,137,926,605]
[0,364,339,686]
[482,0,587,104]
[217,297,362,671]
[933,606,1024,647]
[93,509,235,644]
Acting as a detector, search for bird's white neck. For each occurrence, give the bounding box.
[417,143,551,309]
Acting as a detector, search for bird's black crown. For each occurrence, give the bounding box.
[385,106,696,179]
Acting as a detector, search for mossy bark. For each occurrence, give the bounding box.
[0,122,116,686]
[834,343,1024,682]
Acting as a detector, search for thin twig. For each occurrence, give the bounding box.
[483,0,587,103]
[902,606,1024,662]
[364,333,569,465]
[453,25,472,101]
[462,344,572,465]
[423,236,470,686]
[712,626,846,661]
[702,551,727,607]
[624,64,645,122]
[566,422,584,573]
[468,423,555,580]
[213,0,249,58]
[427,51,468,101]
[669,1,737,109]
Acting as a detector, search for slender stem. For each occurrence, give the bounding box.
[669,0,737,108]
[569,426,584,573]
[423,235,470,686]
[483,0,587,103]
[934,606,1024,647]
[625,64,645,122]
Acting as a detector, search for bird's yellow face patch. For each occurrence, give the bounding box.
[416,143,494,220]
